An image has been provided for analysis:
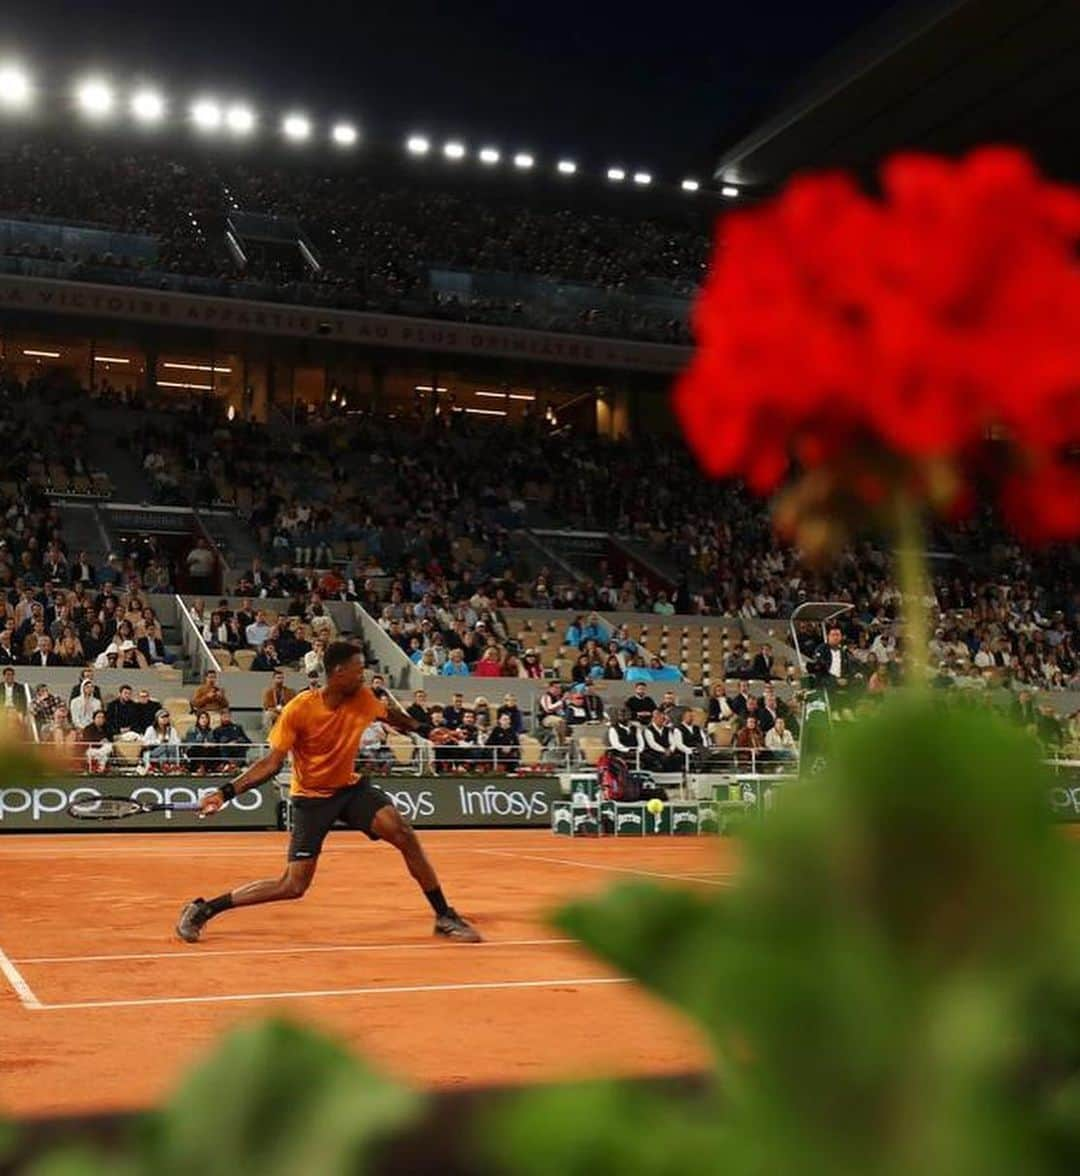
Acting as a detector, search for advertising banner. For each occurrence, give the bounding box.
[0,775,563,833]
[0,778,274,832]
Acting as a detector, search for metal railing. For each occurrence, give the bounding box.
[175,594,222,676]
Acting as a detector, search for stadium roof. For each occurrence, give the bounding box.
[712,0,1080,190]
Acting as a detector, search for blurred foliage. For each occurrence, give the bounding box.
[20,1020,421,1176]
[488,697,1080,1175]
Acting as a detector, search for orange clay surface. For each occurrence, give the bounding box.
[0,829,737,1116]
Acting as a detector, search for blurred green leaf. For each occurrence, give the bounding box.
[27,1147,133,1176]
[484,1082,727,1176]
[135,1018,421,1176]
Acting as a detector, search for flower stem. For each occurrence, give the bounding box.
[893,493,930,689]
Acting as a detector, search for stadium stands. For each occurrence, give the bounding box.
[0,135,707,343]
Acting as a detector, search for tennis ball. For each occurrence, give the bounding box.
[646,798,664,815]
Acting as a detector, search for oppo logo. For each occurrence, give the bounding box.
[0,785,266,822]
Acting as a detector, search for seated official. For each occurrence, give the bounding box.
[640,712,683,772]
[484,713,521,772]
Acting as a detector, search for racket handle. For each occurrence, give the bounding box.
[172,802,203,812]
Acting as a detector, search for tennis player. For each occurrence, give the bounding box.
[176,640,481,943]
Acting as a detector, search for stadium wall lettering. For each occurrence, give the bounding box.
[0,776,563,832]
[0,273,690,373]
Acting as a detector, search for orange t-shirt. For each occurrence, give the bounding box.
[269,687,388,798]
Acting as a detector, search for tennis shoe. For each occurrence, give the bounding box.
[176,897,212,943]
[434,908,483,943]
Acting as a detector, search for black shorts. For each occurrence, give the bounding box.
[287,779,395,861]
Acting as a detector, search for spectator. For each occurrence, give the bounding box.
[67,668,102,703]
[25,634,63,667]
[473,646,504,678]
[261,668,296,732]
[47,703,79,763]
[765,716,798,761]
[406,689,430,725]
[69,678,102,730]
[443,692,466,729]
[417,648,439,676]
[520,649,545,679]
[671,710,710,765]
[251,641,282,673]
[191,669,229,713]
[440,648,470,677]
[212,707,251,770]
[625,682,656,725]
[133,687,162,733]
[735,715,767,765]
[641,711,681,771]
[186,539,216,595]
[602,655,624,680]
[139,708,183,773]
[80,709,113,774]
[496,693,525,735]
[30,683,63,733]
[539,682,567,741]
[607,707,642,764]
[245,610,272,648]
[183,710,217,775]
[579,680,606,722]
[105,684,142,740]
[750,643,776,680]
[484,712,521,772]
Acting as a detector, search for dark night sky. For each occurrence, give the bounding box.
[3,1,898,176]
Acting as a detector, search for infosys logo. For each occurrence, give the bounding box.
[386,789,437,821]
[1049,786,1080,817]
[458,785,550,820]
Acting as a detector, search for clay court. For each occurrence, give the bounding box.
[0,829,734,1117]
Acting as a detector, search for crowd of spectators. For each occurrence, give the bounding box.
[0,136,706,343]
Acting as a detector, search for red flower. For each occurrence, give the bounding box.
[676,148,1080,542]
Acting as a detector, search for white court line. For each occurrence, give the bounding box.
[0,841,556,858]
[469,847,734,886]
[0,944,43,1009]
[16,937,575,966]
[34,975,629,1012]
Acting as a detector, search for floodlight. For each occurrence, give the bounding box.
[721,185,740,198]
[443,140,466,160]
[513,152,534,170]
[191,98,222,130]
[226,104,256,134]
[331,122,357,146]
[478,146,500,165]
[681,178,700,192]
[556,159,577,175]
[0,64,32,110]
[76,77,114,118]
[633,171,652,185]
[130,89,165,123]
[406,134,430,155]
[282,113,311,141]
[606,167,626,182]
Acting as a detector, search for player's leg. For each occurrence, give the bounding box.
[175,792,341,942]
[363,795,483,942]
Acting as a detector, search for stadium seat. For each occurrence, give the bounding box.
[519,735,542,767]
[388,732,416,767]
[112,741,143,767]
[576,736,606,766]
[232,650,257,671]
[164,696,192,716]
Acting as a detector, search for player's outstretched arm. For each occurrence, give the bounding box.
[201,746,288,816]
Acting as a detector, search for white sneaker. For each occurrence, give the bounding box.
[136,763,149,776]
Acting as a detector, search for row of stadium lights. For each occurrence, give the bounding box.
[0,62,739,198]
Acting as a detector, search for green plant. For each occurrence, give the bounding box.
[487,699,1080,1175]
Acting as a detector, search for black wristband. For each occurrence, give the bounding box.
[218,781,237,802]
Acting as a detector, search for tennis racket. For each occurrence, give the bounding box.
[67,795,203,821]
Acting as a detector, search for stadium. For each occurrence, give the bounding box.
[2,0,1080,1170]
